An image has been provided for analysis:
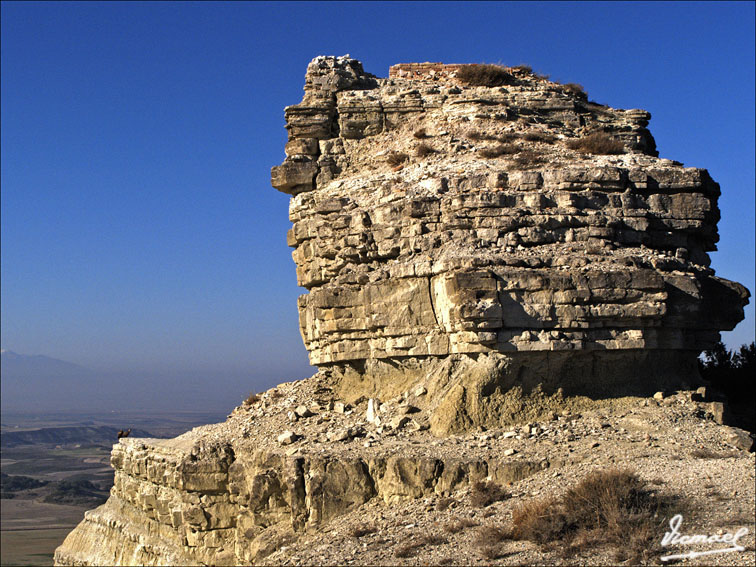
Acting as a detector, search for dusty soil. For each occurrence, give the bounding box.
[174,372,755,565]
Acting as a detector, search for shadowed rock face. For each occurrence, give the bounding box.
[273,56,749,421]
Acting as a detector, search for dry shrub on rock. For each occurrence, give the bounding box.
[348,523,377,538]
[443,517,479,534]
[512,468,672,562]
[478,144,519,159]
[386,151,409,167]
[456,64,514,87]
[244,393,260,405]
[470,480,510,508]
[415,143,438,157]
[566,132,625,155]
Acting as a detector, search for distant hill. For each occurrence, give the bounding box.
[0,426,154,448]
[1,472,109,506]
[1,350,103,412]
[1,350,91,379]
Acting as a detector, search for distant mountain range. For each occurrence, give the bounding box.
[1,425,154,448]
[1,350,91,378]
[1,350,101,412]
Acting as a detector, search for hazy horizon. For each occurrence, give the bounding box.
[2,2,754,411]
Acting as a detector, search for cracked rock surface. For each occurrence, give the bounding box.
[272,57,748,432]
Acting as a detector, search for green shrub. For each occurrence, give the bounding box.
[699,341,755,432]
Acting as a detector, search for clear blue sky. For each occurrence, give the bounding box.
[2,2,754,407]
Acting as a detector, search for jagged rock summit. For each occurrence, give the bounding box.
[54,57,752,567]
[272,56,748,434]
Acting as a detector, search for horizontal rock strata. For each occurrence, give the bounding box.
[54,375,754,566]
[54,378,552,566]
[272,56,749,415]
[55,57,751,566]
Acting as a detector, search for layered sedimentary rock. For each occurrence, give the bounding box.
[272,56,748,414]
[55,57,751,566]
[54,378,553,566]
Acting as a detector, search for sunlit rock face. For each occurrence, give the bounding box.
[53,56,751,567]
[273,56,749,417]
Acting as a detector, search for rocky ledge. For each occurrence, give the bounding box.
[55,374,755,565]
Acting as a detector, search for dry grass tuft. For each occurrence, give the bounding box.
[511,468,672,563]
[386,151,409,167]
[244,393,260,406]
[562,83,586,97]
[691,447,736,459]
[470,480,510,508]
[478,144,519,159]
[523,132,556,143]
[510,149,546,167]
[443,517,479,534]
[436,496,456,511]
[349,523,377,538]
[511,64,533,74]
[566,132,625,155]
[456,64,515,87]
[415,142,438,157]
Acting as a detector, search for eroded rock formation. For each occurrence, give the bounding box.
[272,56,748,429]
[54,57,751,566]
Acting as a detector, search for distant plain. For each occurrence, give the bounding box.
[0,410,225,567]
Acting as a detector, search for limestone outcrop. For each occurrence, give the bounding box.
[54,57,752,566]
[272,56,748,424]
[54,374,755,566]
